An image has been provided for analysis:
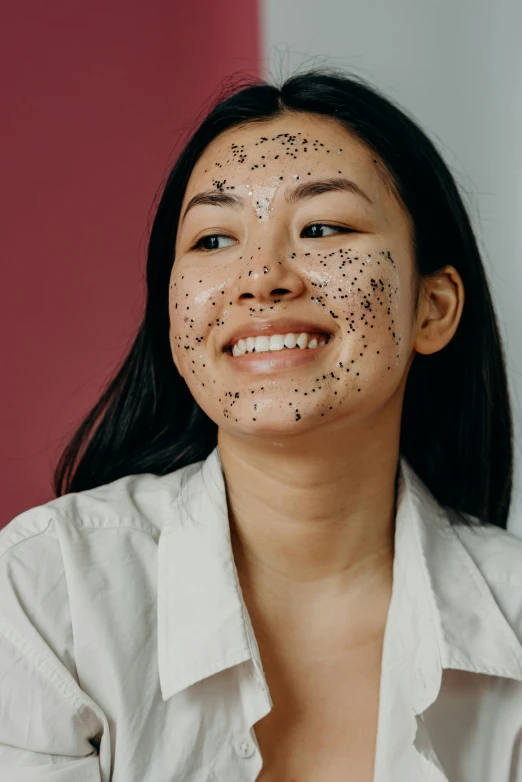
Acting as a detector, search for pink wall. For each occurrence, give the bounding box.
[1,1,260,525]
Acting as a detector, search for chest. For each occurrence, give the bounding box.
[252,638,384,782]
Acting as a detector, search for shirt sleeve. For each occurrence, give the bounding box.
[0,511,110,781]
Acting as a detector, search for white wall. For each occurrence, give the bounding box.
[261,0,522,532]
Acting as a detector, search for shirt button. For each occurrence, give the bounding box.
[234,738,256,758]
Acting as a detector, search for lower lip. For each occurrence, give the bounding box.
[223,339,333,373]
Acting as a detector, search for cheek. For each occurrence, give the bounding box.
[304,246,410,376]
[168,269,231,380]
[169,273,201,370]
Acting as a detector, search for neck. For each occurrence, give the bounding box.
[218,416,399,610]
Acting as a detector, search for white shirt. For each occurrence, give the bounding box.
[1,447,522,781]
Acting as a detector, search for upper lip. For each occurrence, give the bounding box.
[222,317,335,350]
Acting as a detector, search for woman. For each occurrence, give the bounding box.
[1,70,522,782]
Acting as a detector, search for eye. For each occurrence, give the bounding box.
[301,223,353,238]
[192,234,236,251]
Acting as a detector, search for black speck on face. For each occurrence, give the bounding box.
[169,114,414,434]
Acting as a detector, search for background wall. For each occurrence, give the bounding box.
[261,0,522,533]
[3,0,520,532]
[1,1,260,524]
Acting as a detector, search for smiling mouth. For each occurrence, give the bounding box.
[224,332,332,356]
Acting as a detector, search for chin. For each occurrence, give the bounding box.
[221,413,323,439]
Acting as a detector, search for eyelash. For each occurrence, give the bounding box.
[191,223,354,251]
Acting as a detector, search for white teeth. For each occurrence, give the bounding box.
[269,335,285,351]
[254,336,270,352]
[229,331,330,355]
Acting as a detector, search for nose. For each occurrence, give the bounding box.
[235,257,306,306]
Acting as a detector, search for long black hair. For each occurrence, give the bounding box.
[53,70,513,529]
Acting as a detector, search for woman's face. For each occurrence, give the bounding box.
[169,112,418,439]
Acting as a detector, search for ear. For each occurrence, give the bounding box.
[414,266,465,355]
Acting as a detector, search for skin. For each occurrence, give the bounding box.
[169,112,464,653]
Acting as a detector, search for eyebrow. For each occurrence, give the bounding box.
[180,177,373,222]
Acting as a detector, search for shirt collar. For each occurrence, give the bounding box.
[393,455,522,714]
[157,446,522,704]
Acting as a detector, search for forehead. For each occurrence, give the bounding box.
[186,113,379,191]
